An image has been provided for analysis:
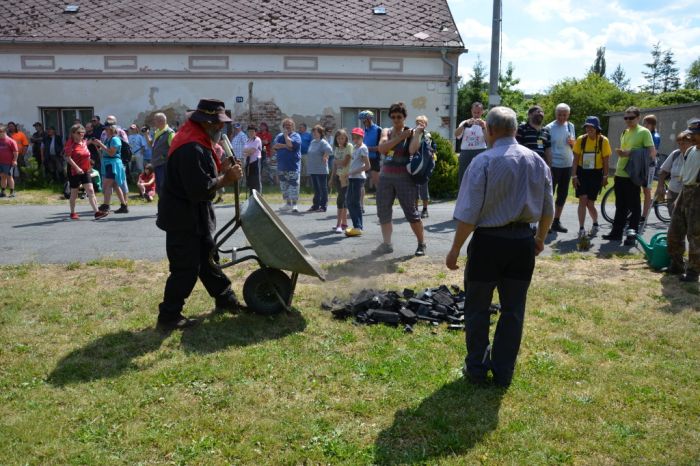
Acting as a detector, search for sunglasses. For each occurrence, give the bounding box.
[623,116,637,121]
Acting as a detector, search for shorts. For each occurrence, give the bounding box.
[575,167,603,201]
[0,164,14,176]
[69,172,92,189]
[370,157,381,172]
[104,163,116,180]
[376,173,420,224]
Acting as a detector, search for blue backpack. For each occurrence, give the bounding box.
[407,134,436,185]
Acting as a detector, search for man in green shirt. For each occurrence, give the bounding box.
[667,118,700,282]
[603,106,656,246]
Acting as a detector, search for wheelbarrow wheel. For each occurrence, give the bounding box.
[243,268,292,315]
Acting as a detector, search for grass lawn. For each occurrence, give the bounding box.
[0,256,699,464]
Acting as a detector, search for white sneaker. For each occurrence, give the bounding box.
[589,224,599,237]
[292,204,299,213]
[577,228,586,239]
[279,204,291,212]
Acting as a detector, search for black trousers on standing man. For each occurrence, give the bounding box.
[158,230,233,322]
[611,176,641,237]
[464,225,535,386]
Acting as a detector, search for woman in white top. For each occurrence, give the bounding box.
[243,125,263,195]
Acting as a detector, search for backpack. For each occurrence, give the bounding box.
[120,139,133,164]
[407,134,436,184]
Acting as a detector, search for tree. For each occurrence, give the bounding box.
[457,57,489,122]
[659,49,680,93]
[684,57,700,89]
[610,64,631,91]
[543,73,635,133]
[590,46,606,77]
[641,42,663,94]
[498,62,527,119]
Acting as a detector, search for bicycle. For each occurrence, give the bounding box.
[600,178,671,224]
[600,153,672,225]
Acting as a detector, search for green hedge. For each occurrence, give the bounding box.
[429,131,459,199]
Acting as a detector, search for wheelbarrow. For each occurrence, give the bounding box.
[210,136,325,315]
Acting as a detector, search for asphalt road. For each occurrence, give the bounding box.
[0,199,668,265]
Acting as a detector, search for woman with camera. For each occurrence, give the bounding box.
[92,125,129,214]
[455,101,487,187]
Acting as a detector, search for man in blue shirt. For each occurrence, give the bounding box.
[298,122,312,187]
[544,103,576,233]
[360,110,382,191]
[447,106,554,388]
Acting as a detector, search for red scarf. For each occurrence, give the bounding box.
[167,119,221,170]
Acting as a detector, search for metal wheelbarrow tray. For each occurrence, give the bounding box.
[212,188,326,315]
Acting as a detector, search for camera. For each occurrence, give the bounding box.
[141,125,149,133]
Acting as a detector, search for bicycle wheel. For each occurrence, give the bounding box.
[653,181,672,223]
[600,186,616,224]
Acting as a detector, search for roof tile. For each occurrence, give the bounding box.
[0,0,463,49]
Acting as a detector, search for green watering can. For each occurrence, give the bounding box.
[636,232,670,270]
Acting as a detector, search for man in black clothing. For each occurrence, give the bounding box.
[516,105,552,167]
[156,98,243,331]
[30,122,46,171]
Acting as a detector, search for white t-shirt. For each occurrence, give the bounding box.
[460,124,487,151]
[349,144,368,179]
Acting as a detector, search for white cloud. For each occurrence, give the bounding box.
[522,0,593,23]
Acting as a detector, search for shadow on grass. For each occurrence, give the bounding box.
[659,274,700,314]
[180,309,307,354]
[374,378,505,464]
[47,311,307,386]
[323,251,415,281]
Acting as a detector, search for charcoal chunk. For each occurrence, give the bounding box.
[366,309,401,325]
[398,307,418,324]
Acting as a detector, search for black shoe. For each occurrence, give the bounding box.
[680,272,699,283]
[623,236,636,246]
[461,363,488,386]
[602,233,622,241]
[98,203,110,212]
[114,204,129,214]
[550,219,568,233]
[415,243,426,256]
[421,209,429,219]
[156,314,199,331]
[215,290,240,314]
[666,264,684,275]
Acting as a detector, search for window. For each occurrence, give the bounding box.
[40,107,94,141]
[340,107,390,131]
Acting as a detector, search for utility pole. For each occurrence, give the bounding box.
[488,0,501,108]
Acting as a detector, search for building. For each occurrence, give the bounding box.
[606,102,700,164]
[0,0,465,141]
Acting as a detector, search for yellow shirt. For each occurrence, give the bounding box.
[573,134,611,170]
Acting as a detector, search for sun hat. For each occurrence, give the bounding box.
[687,118,700,134]
[582,116,602,132]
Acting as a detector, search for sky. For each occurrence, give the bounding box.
[446,0,700,94]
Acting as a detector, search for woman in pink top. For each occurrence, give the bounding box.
[243,125,262,195]
[65,124,108,220]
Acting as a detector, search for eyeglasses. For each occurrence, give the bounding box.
[623,116,637,121]
[390,114,404,120]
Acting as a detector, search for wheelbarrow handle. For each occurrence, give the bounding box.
[220,134,242,223]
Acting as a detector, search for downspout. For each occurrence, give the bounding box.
[440,49,457,142]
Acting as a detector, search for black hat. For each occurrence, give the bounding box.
[188,99,232,123]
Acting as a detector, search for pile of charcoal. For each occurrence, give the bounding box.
[321,286,500,332]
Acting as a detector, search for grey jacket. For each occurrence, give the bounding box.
[626,147,651,187]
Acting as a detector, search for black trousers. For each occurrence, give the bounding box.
[611,176,641,237]
[551,167,571,208]
[159,230,232,319]
[464,229,535,385]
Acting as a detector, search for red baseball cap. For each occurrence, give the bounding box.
[351,127,365,138]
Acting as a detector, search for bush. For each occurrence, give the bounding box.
[429,131,458,199]
[19,157,49,188]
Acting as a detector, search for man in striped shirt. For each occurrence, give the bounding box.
[446,106,554,388]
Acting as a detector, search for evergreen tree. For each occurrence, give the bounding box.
[590,46,606,77]
[659,49,680,92]
[686,57,700,89]
[610,64,631,91]
[685,58,700,89]
[498,62,526,117]
[641,42,663,94]
[457,57,489,122]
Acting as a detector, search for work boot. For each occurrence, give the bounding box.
[680,271,699,283]
[114,204,129,214]
[156,314,199,332]
[550,219,568,233]
[215,289,240,314]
